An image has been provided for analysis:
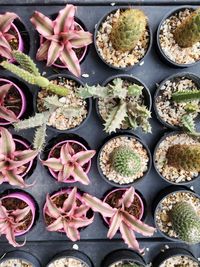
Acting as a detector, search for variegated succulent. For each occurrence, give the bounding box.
[78,78,151,134]
[0,199,31,247]
[44,187,93,241]
[42,142,95,185]
[83,187,155,252]
[30,4,93,77]
[0,12,20,60]
[0,127,38,187]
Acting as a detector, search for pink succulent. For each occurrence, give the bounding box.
[0,12,20,60]
[83,187,156,253]
[44,187,94,241]
[30,4,93,77]
[0,127,38,187]
[42,142,95,185]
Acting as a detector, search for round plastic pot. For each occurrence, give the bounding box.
[102,249,146,267]
[46,250,93,267]
[94,8,152,71]
[97,133,152,187]
[153,72,200,130]
[0,192,36,236]
[156,6,199,68]
[153,248,200,267]
[0,250,41,267]
[153,131,200,186]
[0,78,26,126]
[46,139,92,183]
[153,185,200,242]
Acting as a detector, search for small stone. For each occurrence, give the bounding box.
[73,244,79,250]
[110,2,115,5]
[82,73,89,78]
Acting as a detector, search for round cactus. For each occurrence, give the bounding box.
[170,201,200,244]
[110,9,147,52]
[111,146,141,177]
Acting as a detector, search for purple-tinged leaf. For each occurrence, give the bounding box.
[0,46,12,59]
[42,158,63,171]
[73,150,95,167]
[0,84,11,103]
[36,39,50,61]
[4,170,26,188]
[0,127,15,156]
[63,187,77,213]
[5,227,26,248]
[118,187,135,209]
[107,210,121,239]
[0,12,18,33]
[58,164,73,182]
[9,150,38,169]
[67,31,93,48]
[71,163,90,185]
[74,205,89,217]
[0,202,8,218]
[47,41,63,66]
[0,161,6,172]
[0,33,12,50]
[3,33,15,42]
[65,223,80,241]
[11,206,31,223]
[47,217,63,232]
[30,11,54,37]
[0,106,18,123]
[69,217,93,229]
[45,194,61,219]
[60,143,72,165]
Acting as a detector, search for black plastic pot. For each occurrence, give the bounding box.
[94,8,152,71]
[101,249,146,267]
[153,185,200,242]
[96,74,152,132]
[156,6,199,68]
[33,73,92,133]
[97,132,152,187]
[154,72,200,130]
[46,250,93,267]
[153,131,200,185]
[0,250,41,267]
[153,248,200,267]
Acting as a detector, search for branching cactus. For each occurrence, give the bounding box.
[166,144,200,172]
[78,78,151,134]
[111,146,141,177]
[83,187,155,252]
[42,142,95,185]
[44,187,94,241]
[1,51,68,96]
[0,127,38,187]
[174,8,200,48]
[170,201,200,244]
[110,9,147,52]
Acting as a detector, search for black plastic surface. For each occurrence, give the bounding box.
[0,3,199,267]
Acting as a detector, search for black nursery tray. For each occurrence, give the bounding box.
[0,2,200,267]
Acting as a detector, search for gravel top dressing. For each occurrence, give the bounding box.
[0,259,33,267]
[48,258,88,267]
[160,255,199,267]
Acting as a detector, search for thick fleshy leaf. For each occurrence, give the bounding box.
[63,187,77,213]
[74,205,89,217]
[0,127,15,156]
[47,41,63,66]
[73,150,95,167]
[45,194,61,219]
[30,11,54,37]
[0,161,6,172]
[6,228,25,247]
[3,33,15,42]
[0,84,11,103]
[64,223,80,241]
[0,46,12,59]
[122,211,155,236]
[47,217,63,232]
[120,221,142,252]
[107,210,121,239]
[0,202,8,218]
[67,31,92,48]
[60,44,80,77]
[54,4,76,34]
[69,217,93,228]
[71,163,90,185]
[42,158,63,171]
[11,206,31,222]
[83,194,115,218]
[0,106,18,123]
[0,12,18,33]
[58,164,73,182]
[60,143,72,165]
[0,33,12,50]
[4,170,26,188]
[9,150,38,169]
[118,187,135,209]
[36,39,50,61]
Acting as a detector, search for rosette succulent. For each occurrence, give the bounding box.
[83,187,155,252]
[30,4,93,77]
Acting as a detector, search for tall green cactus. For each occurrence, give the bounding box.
[166,144,200,172]
[110,9,147,52]
[170,201,200,244]
[174,8,200,48]
[172,89,200,102]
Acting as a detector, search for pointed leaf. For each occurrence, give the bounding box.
[11,206,31,222]
[0,46,12,59]
[74,205,89,217]
[0,202,8,218]
[65,224,80,241]
[0,127,15,156]
[47,217,63,232]
[9,150,38,169]
[69,217,93,228]
[0,83,11,103]
[60,143,72,164]
[118,187,135,209]
[0,33,12,50]
[58,164,73,182]
[45,194,61,219]
[47,41,63,66]
[63,187,77,212]
[73,150,95,167]
[30,11,54,37]
[6,227,26,247]
[4,170,26,188]
[107,210,121,239]
[42,158,63,171]
[67,31,92,48]
[0,106,18,123]
[0,12,18,33]
[36,39,50,61]
[71,163,90,185]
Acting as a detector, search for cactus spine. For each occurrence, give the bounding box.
[166,144,200,172]
[110,9,147,52]
[174,8,200,48]
[111,146,141,177]
[170,201,200,244]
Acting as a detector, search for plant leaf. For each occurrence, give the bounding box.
[36,39,50,61]
[11,206,31,222]
[45,194,61,219]
[9,149,38,169]
[127,84,143,97]
[71,163,90,185]
[0,105,18,123]
[181,114,200,136]
[14,113,49,130]
[30,11,54,37]
[66,31,92,48]
[58,163,73,182]
[5,227,26,248]
[4,170,26,188]
[107,210,121,239]
[74,205,89,217]
[69,217,93,228]
[63,187,77,213]
[0,84,11,103]
[47,217,63,232]
[47,41,63,66]
[118,187,135,209]
[0,127,15,156]
[42,158,63,171]
[72,150,95,166]
[77,84,109,99]
[0,202,8,218]
[0,45,12,59]
[33,125,47,151]
[0,12,18,33]
[64,224,80,241]
[60,143,72,165]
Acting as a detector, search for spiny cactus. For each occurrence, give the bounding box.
[174,8,200,48]
[110,9,147,52]
[0,51,68,96]
[111,146,141,177]
[166,144,200,172]
[172,89,200,102]
[170,201,200,244]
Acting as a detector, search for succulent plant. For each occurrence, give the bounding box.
[83,187,155,252]
[111,146,141,177]
[44,187,93,241]
[170,201,200,244]
[78,78,151,134]
[172,89,200,102]
[110,9,147,52]
[30,4,92,77]
[0,127,38,187]
[174,8,200,48]
[1,51,68,96]
[0,12,20,60]
[166,144,200,172]
[0,199,31,247]
[42,142,95,185]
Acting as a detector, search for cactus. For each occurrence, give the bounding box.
[172,89,200,102]
[111,146,141,177]
[174,8,200,48]
[166,144,200,172]
[170,201,200,244]
[110,9,147,52]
